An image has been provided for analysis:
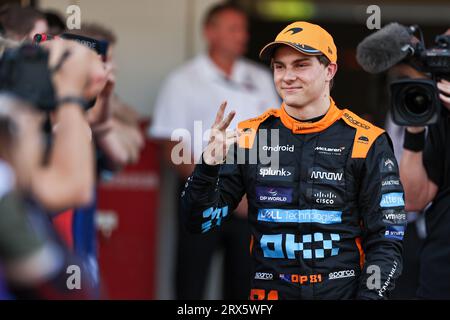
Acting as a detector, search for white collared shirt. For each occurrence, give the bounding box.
[149,54,280,159]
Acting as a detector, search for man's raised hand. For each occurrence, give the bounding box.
[203,102,238,166]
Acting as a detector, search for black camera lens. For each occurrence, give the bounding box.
[390,79,439,126]
[403,86,432,115]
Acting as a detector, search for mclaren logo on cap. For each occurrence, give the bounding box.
[285,27,303,35]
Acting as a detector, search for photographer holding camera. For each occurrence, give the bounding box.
[358,25,450,299]
[0,38,103,298]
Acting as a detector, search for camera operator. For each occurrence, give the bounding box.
[400,75,450,299]
[357,24,450,299]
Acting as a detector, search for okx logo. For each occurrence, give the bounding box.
[260,232,340,260]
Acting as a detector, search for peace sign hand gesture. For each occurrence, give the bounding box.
[203,102,239,166]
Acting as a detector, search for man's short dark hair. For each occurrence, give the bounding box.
[203,2,247,27]
[317,54,335,90]
[68,23,117,45]
[0,4,44,39]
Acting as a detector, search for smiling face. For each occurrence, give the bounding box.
[272,45,337,109]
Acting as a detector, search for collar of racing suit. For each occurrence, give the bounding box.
[279,97,344,134]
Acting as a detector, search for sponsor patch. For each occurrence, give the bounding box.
[384,225,405,240]
[257,166,295,182]
[279,274,323,284]
[306,188,344,207]
[255,186,293,204]
[254,272,273,281]
[257,209,342,224]
[328,269,356,280]
[380,192,405,208]
[308,167,345,185]
[380,157,397,173]
[314,146,346,156]
[382,209,407,225]
[381,177,401,192]
[262,145,295,152]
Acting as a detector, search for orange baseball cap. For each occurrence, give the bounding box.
[259,21,337,63]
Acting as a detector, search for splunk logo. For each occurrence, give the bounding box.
[201,206,228,233]
[257,166,295,182]
[260,232,340,260]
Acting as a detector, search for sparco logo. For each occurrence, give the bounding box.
[254,272,273,280]
[343,113,370,129]
[262,145,294,152]
[329,269,355,280]
[314,191,337,204]
[259,168,292,177]
[310,170,343,182]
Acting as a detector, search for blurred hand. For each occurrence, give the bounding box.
[406,126,426,134]
[87,64,115,132]
[45,39,94,99]
[437,79,450,111]
[203,102,238,166]
[234,195,248,218]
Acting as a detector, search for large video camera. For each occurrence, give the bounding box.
[357,23,450,126]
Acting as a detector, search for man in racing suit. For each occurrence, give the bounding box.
[180,21,406,300]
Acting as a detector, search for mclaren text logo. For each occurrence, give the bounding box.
[315,146,345,155]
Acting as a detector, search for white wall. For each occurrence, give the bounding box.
[39,0,221,117]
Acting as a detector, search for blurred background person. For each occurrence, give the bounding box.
[149,1,280,299]
[57,23,145,296]
[0,3,48,41]
[0,37,103,299]
[43,10,66,36]
[399,29,450,299]
[383,63,428,299]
